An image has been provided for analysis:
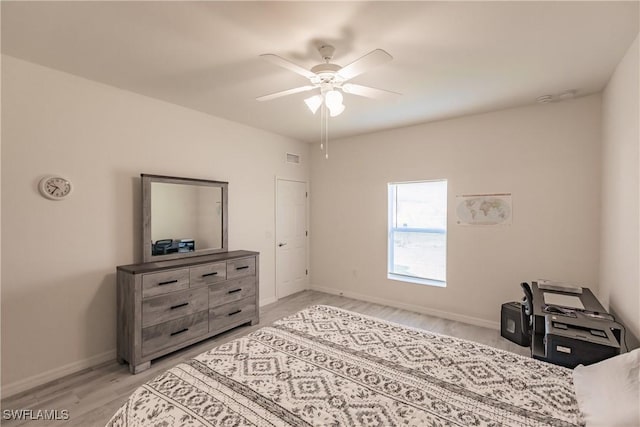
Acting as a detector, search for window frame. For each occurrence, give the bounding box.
[387,179,448,287]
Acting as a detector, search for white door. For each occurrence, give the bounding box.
[276,179,308,298]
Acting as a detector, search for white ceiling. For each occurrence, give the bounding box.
[2,1,638,143]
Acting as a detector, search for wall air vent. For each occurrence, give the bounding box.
[286,153,301,164]
[537,90,577,104]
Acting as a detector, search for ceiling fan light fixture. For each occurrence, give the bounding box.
[258,44,396,158]
[329,103,345,117]
[324,90,343,110]
[304,94,323,114]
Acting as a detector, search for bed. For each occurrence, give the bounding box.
[107,305,583,426]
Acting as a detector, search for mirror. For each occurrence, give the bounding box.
[142,174,228,262]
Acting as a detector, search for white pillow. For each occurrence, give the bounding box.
[572,348,639,427]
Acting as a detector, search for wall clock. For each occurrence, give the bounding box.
[38,175,73,200]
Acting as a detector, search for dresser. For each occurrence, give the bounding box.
[117,250,259,373]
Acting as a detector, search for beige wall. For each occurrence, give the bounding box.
[601,34,639,346]
[0,55,309,393]
[310,95,602,327]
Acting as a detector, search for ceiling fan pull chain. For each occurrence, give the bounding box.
[325,109,329,159]
[320,104,325,151]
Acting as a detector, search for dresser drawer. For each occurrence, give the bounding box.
[226,257,256,279]
[190,262,226,288]
[142,287,208,328]
[209,297,256,335]
[209,276,256,308]
[142,311,208,357]
[142,268,189,298]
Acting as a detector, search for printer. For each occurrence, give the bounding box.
[152,238,195,255]
[544,313,620,368]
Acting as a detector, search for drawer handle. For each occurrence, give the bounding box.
[228,309,242,316]
[235,266,250,270]
[228,289,242,294]
[170,302,189,310]
[158,279,178,286]
[170,328,189,336]
[202,272,218,277]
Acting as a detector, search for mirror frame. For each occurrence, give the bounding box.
[141,174,228,263]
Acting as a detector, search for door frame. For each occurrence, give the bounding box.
[274,177,310,300]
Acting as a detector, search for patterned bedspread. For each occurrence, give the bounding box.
[107,305,583,426]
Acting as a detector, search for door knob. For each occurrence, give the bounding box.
[278,242,287,247]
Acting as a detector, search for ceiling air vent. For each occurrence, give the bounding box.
[286,153,301,164]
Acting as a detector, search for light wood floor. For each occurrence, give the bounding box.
[1,290,529,426]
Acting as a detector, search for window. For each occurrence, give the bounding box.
[388,180,447,286]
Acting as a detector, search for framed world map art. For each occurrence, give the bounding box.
[455,193,512,225]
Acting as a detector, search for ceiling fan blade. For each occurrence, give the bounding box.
[260,54,317,79]
[256,85,316,102]
[336,49,393,81]
[342,83,400,99]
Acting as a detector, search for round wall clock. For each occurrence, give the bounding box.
[38,175,73,200]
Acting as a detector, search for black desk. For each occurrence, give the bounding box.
[530,282,621,365]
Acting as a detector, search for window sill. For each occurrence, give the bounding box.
[388,273,446,288]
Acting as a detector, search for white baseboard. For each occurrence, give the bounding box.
[310,285,500,330]
[2,349,116,399]
[259,296,278,307]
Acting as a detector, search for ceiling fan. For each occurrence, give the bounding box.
[256,44,399,117]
